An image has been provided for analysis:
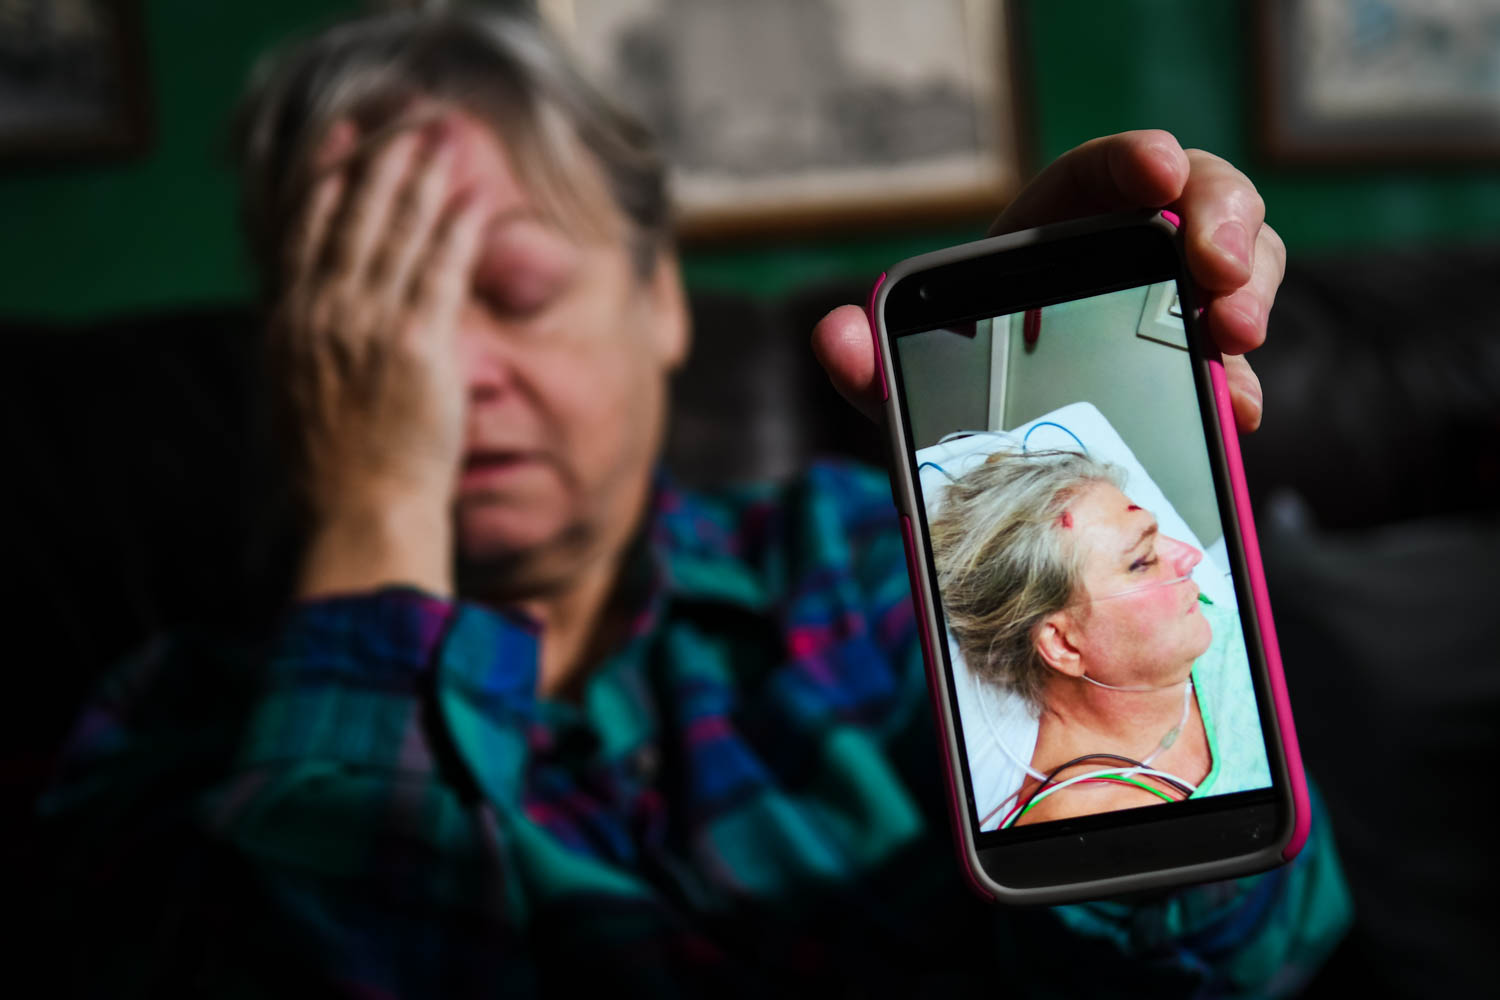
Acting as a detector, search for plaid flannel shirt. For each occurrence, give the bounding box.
[38,461,1350,997]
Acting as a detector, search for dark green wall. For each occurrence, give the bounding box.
[5,0,1499,320]
[1024,1,1500,256]
[0,0,362,321]
[688,0,1500,298]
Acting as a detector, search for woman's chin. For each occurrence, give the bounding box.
[454,499,574,560]
[1186,613,1214,660]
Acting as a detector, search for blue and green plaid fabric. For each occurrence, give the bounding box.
[39,462,1350,996]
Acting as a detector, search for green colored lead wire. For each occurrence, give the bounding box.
[1014,775,1175,824]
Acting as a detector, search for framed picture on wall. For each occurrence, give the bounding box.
[540,0,1031,239]
[0,0,152,162]
[1257,0,1500,163]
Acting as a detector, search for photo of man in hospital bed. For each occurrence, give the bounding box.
[918,402,1272,831]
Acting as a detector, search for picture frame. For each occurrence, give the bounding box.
[0,0,153,163]
[540,0,1032,240]
[1257,0,1500,164]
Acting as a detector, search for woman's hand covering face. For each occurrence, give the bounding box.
[268,107,688,608]
[270,115,492,598]
[810,130,1281,433]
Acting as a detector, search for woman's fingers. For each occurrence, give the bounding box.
[989,130,1190,235]
[1159,148,1279,366]
[808,296,1273,434]
[811,304,884,423]
[811,131,1280,435]
[284,168,347,299]
[1223,353,1264,433]
[414,189,490,338]
[1203,223,1286,356]
[376,128,456,310]
[283,119,359,295]
[324,129,424,295]
[990,134,1277,361]
[989,133,1268,302]
[1172,149,1266,294]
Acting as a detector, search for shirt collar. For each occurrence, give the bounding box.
[563,470,770,758]
[633,468,773,632]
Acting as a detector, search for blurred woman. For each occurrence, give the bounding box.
[35,8,1335,995]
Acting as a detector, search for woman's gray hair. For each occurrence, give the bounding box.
[929,449,1123,711]
[233,8,670,295]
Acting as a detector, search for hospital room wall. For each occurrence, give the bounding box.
[899,321,995,452]
[1001,286,1222,548]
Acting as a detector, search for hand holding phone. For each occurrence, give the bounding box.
[812,131,1278,434]
[869,211,1306,904]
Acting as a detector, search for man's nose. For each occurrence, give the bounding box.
[1163,535,1202,576]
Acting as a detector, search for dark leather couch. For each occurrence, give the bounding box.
[7,248,1498,996]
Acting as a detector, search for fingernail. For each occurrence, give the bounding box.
[1232,380,1263,430]
[1212,221,1251,272]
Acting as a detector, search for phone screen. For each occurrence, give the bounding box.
[889,278,1277,847]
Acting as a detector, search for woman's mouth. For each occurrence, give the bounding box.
[460,450,545,489]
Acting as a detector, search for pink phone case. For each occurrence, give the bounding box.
[1206,357,1310,861]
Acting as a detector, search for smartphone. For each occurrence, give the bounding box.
[868,210,1308,905]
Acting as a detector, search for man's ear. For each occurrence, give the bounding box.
[1035,611,1085,678]
[646,250,690,370]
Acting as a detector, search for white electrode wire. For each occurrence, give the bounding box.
[1080,673,1184,692]
[936,429,1019,448]
[975,684,1046,828]
[1002,765,1200,828]
[977,681,1048,782]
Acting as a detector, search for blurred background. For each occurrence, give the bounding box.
[4,1,1497,996]
[5,0,1500,314]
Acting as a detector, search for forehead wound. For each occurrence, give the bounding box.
[1057,510,1073,529]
